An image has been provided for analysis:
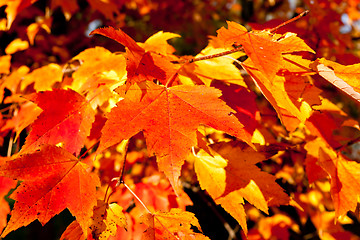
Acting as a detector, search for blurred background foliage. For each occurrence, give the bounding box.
[1,0,360,239]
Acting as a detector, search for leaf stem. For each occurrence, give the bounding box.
[123,182,152,214]
[119,141,129,184]
[164,63,186,88]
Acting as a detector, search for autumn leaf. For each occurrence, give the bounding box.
[192,141,289,234]
[141,208,210,240]
[0,145,100,238]
[216,22,319,131]
[305,98,350,150]
[305,138,360,218]
[242,55,322,131]
[20,89,96,156]
[217,21,314,79]
[90,200,127,240]
[318,146,360,218]
[98,81,253,192]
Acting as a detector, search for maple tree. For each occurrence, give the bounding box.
[1,0,360,239]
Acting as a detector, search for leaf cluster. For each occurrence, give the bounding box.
[1,1,360,240]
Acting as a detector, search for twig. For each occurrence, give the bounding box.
[269,10,310,33]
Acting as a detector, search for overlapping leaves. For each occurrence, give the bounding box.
[1,10,360,240]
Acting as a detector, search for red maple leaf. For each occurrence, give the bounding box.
[0,145,100,238]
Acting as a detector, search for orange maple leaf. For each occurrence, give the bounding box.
[305,138,360,218]
[20,89,96,156]
[217,21,314,79]
[242,55,321,131]
[0,145,100,238]
[98,81,253,192]
[318,146,360,218]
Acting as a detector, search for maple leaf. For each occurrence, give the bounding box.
[305,138,360,218]
[192,141,289,234]
[90,27,179,85]
[318,147,360,218]
[20,89,96,156]
[215,22,320,131]
[242,55,322,131]
[0,145,100,238]
[141,208,210,240]
[217,22,314,79]
[90,200,127,240]
[98,81,253,192]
